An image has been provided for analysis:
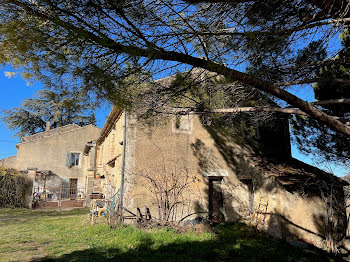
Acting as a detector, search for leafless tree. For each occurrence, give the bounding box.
[132,158,199,222]
[302,177,347,253]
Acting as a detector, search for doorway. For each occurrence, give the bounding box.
[208,177,224,219]
[241,179,254,215]
[69,178,78,199]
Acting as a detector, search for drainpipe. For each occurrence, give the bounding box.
[119,110,127,223]
[85,142,96,203]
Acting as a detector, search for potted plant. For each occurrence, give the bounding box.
[95,173,101,179]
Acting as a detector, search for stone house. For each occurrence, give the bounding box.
[86,104,348,249]
[1,123,100,208]
[0,155,17,168]
[83,107,126,204]
[1,69,347,249]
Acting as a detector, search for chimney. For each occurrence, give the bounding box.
[46,122,51,131]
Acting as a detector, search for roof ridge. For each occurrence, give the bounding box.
[22,124,80,141]
[19,124,98,144]
[0,155,16,161]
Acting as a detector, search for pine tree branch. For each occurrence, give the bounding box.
[275,78,350,87]
[168,106,310,116]
[157,18,350,37]
[312,98,350,106]
[7,0,350,136]
[163,105,350,125]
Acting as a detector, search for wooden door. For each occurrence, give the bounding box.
[69,178,78,199]
[208,177,224,219]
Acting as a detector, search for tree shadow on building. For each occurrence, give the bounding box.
[190,136,266,222]
[191,117,348,255]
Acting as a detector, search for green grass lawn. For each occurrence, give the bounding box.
[0,208,341,262]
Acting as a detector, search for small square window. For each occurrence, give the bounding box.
[173,115,192,133]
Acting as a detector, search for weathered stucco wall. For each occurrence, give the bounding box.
[89,107,346,250]
[249,178,329,249]
[118,113,345,249]
[123,114,260,221]
[15,125,100,189]
[94,111,125,200]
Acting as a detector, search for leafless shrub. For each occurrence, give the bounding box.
[133,159,198,222]
[303,178,346,253]
[320,183,345,254]
[0,168,31,208]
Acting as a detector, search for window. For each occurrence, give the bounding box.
[175,115,181,129]
[66,152,80,168]
[71,153,80,166]
[173,115,192,133]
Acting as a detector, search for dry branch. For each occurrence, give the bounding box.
[0,168,31,208]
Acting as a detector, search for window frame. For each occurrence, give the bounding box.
[71,153,80,167]
[69,178,78,199]
[172,114,193,134]
[66,151,82,168]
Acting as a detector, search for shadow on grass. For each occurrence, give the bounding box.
[31,223,343,262]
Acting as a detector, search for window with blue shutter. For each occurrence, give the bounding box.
[66,152,80,168]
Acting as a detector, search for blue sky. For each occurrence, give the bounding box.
[0,67,112,155]
[0,68,348,177]
[0,70,40,156]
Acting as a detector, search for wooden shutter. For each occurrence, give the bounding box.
[66,153,72,167]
